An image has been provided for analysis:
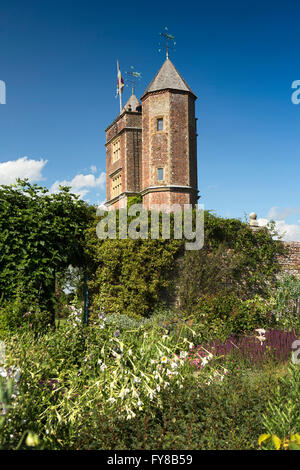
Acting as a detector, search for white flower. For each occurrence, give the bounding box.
[128,349,132,356]
[100,363,107,372]
[107,397,116,404]
[161,356,168,363]
[180,351,188,359]
[137,400,143,407]
[156,385,161,392]
[0,367,7,378]
[201,357,209,367]
[256,335,266,345]
[189,343,194,350]
[170,361,177,369]
[255,328,266,335]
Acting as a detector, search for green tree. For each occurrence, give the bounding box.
[0,179,92,325]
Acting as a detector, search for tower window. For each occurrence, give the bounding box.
[157,168,164,181]
[157,118,163,131]
[112,139,120,163]
[111,171,122,198]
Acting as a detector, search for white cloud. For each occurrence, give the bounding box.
[50,171,106,199]
[258,217,300,242]
[267,206,300,221]
[0,157,47,185]
[256,205,300,242]
[90,165,97,173]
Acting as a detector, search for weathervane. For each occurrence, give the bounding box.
[158,27,176,59]
[125,66,142,95]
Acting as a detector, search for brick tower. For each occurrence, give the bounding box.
[105,94,142,209]
[140,58,198,209]
[105,58,198,210]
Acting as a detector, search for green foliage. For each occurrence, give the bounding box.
[262,362,300,439]
[0,304,296,450]
[258,432,300,450]
[178,212,285,313]
[274,274,300,330]
[127,194,142,207]
[187,292,275,336]
[86,221,182,317]
[0,179,92,326]
[86,209,284,322]
[0,312,278,449]
[74,369,273,450]
[0,312,199,449]
[0,282,52,339]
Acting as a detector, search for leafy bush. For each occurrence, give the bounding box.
[53,366,281,450]
[262,362,300,439]
[274,274,300,330]
[85,235,181,319]
[189,292,275,336]
[178,213,285,311]
[0,293,52,340]
[85,210,284,322]
[0,305,295,450]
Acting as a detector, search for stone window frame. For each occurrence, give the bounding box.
[157,167,165,182]
[111,170,122,198]
[112,138,121,163]
[155,116,164,132]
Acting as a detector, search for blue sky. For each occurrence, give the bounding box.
[1,0,300,239]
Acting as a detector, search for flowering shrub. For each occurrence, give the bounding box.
[0,302,298,450]
[1,307,218,447]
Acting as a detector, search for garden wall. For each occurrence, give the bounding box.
[278,241,300,277]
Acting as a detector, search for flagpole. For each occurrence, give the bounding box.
[117,60,122,113]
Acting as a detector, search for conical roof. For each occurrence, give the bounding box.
[122,94,141,112]
[141,58,196,99]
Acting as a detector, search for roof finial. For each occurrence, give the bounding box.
[158,27,176,60]
[125,66,142,96]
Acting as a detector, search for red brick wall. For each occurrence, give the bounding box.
[141,89,198,209]
[170,92,188,186]
[105,111,142,203]
[142,190,192,211]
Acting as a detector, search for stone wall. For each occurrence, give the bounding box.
[278,241,300,277]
